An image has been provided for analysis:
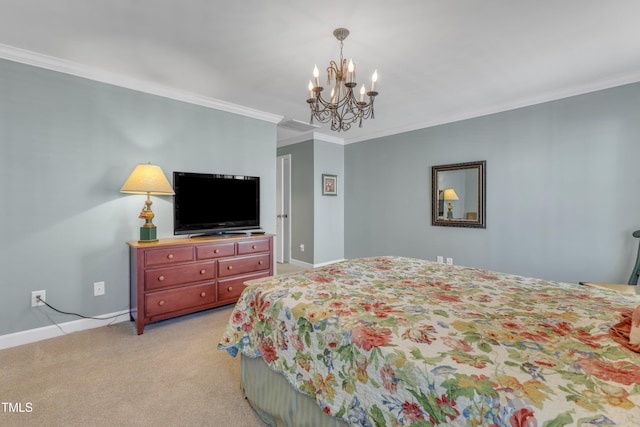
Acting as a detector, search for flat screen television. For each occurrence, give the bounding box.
[173,171,260,236]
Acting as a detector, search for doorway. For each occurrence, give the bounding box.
[276,155,291,263]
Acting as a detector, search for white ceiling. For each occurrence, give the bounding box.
[1,1,640,145]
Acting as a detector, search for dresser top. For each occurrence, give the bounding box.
[127,233,273,248]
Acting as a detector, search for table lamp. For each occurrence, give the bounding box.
[443,188,459,219]
[120,163,174,242]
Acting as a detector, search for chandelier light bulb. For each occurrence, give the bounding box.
[371,69,378,92]
[313,65,320,87]
[308,81,314,99]
[360,84,365,103]
[347,59,355,83]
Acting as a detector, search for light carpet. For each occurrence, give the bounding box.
[0,263,308,426]
[0,304,267,426]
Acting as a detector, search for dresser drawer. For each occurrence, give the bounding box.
[145,283,215,318]
[196,242,236,260]
[237,238,270,254]
[145,262,216,291]
[145,246,194,267]
[218,271,271,303]
[218,254,270,278]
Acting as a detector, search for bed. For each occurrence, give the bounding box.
[218,256,640,426]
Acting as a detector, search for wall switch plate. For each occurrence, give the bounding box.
[300,244,305,252]
[446,257,453,266]
[436,256,444,264]
[94,281,105,296]
[31,290,46,307]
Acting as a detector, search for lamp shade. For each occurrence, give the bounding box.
[442,188,459,201]
[120,164,174,195]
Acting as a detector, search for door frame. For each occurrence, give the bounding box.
[276,154,292,263]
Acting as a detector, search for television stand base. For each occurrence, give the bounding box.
[189,229,264,238]
[192,232,240,238]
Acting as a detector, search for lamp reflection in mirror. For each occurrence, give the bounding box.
[120,163,174,242]
[442,188,459,219]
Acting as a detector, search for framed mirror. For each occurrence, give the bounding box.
[431,160,486,228]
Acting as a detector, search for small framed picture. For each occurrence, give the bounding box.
[322,174,338,196]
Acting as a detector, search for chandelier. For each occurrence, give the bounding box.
[306,28,379,132]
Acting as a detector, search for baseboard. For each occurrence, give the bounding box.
[288,258,345,269]
[313,258,346,268]
[0,310,130,350]
[288,258,314,269]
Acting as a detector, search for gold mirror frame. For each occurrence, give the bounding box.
[431,161,486,228]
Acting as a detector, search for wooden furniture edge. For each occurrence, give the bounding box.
[580,282,638,296]
[127,233,275,248]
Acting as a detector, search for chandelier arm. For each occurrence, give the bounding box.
[327,60,340,84]
[310,92,334,123]
[309,85,377,132]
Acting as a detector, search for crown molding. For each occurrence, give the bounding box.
[5,42,638,145]
[342,72,640,145]
[312,132,345,145]
[276,131,345,148]
[0,43,282,124]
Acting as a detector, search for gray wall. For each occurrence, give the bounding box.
[278,138,345,266]
[277,141,314,264]
[0,59,277,336]
[313,140,345,264]
[345,82,640,284]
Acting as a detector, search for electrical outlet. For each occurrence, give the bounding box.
[436,256,444,264]
[446,257,453,266]
[300,244,305,252]
[31,290,46,307]
[94,281,105,296]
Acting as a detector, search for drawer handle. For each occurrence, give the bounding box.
[167,254,174,259]
[227,286,233,292]
[158,275,165,281]
[258,260,263,265]
[200,292,206,297]
[214,249,220,254]
[158,300,165,306]
[252,245,257,249]
[227,265,233,270]
[200,269,206,275]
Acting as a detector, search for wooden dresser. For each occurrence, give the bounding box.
[128,234,273,334]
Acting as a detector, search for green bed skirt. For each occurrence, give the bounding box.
[241,355,348,427]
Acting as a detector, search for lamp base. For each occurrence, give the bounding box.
[138,226,158,243]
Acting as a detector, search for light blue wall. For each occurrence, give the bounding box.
[0,59,277,336]
[345,83,640,284]
[314,140,345,264]
[277,141,315,264]
[277,138,345,266]
[4,56,638,338]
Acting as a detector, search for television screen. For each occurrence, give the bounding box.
[173,172,260,235]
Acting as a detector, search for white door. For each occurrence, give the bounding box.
[276,155,291,263]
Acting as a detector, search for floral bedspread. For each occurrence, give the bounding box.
[218,257,640,426]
